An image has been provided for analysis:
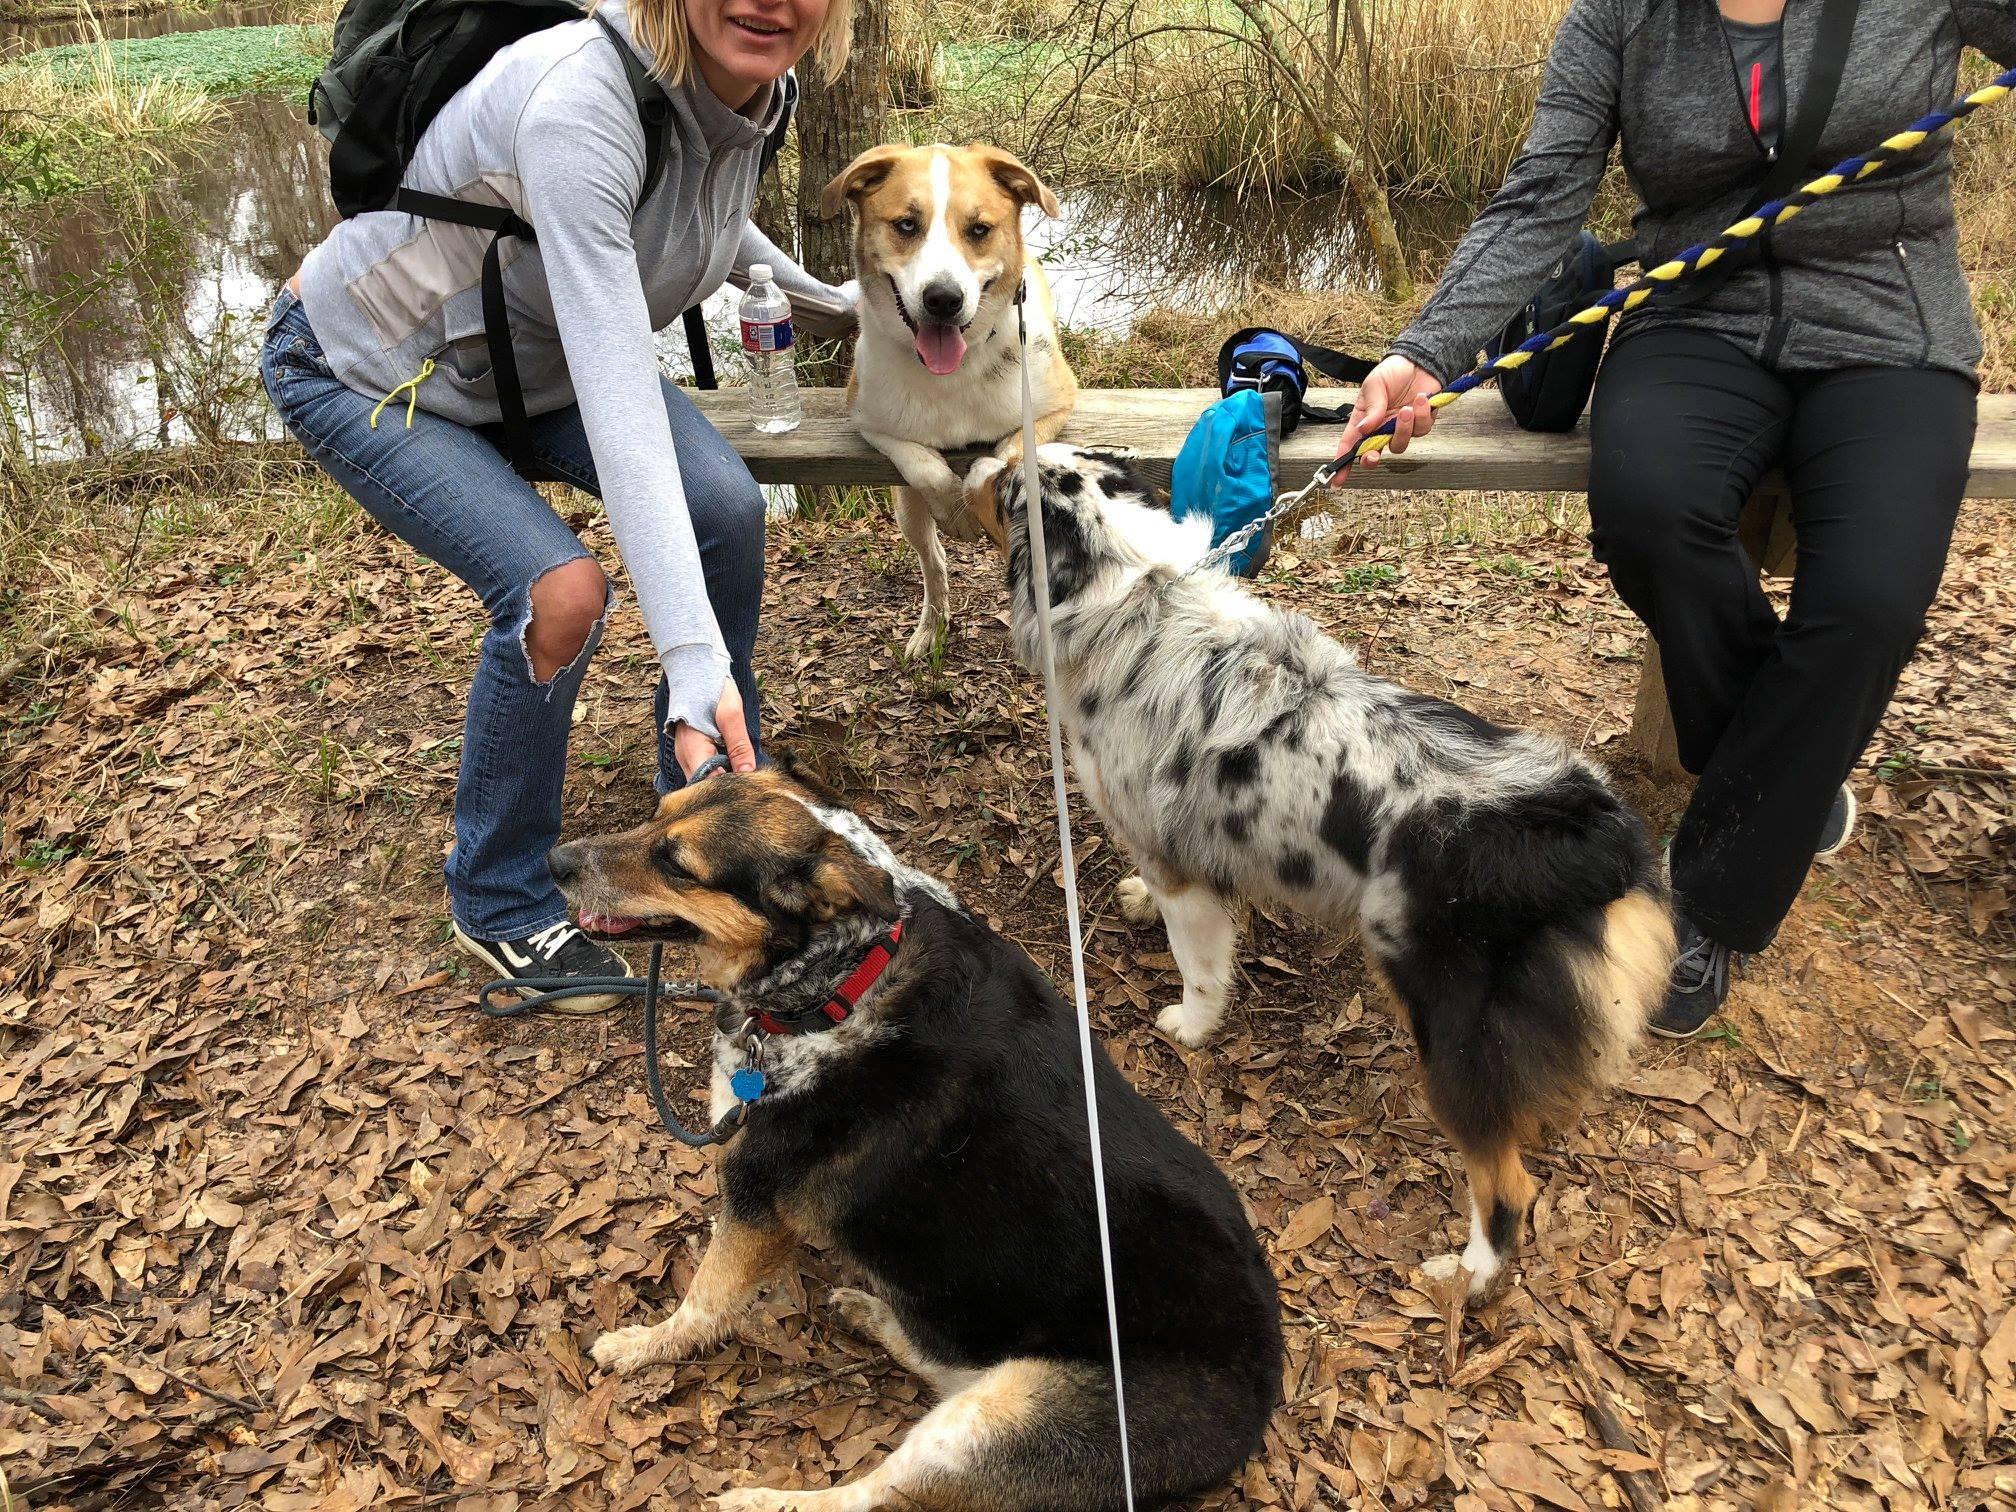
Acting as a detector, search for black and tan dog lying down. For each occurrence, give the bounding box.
[963,447,1677,1303]
[547,760,1282,1512]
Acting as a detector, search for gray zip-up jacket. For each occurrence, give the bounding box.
[298,0,852,737]
[1392,0,2016,388]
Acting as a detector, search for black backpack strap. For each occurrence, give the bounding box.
[683,73,795,391]
[590,9,671,203]
[1665,0,1858,304]
[387,14,673,472]
[1289,336,1378,425]
[760,72,796,179]
[395,187,539,471]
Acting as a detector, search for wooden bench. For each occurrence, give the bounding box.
[692,387,2016,780]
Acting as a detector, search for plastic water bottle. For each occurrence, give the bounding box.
[739,264,801,434]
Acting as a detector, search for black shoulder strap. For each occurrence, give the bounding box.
[761,72,797,180]
[1662,0,1858,307]
[590,9,671,203]
[376,10,683,473]
[1750,0,1859,216]
[684,74,795,391]
[1290,337,1377,386]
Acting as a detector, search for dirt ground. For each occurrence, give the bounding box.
[3,473,2012,1511]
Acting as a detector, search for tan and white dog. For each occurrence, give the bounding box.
[820,143,1078,659]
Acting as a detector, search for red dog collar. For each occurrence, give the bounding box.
[750,918,906,1037]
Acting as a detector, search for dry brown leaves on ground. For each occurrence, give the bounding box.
[2,484,2013,1510]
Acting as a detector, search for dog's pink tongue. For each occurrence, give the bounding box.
[579,912,640,936]
[915,322,967,376]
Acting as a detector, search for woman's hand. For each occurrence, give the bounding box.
[673,678,757,780]
[1330,355,1442,480]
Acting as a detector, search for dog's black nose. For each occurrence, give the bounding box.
[920,281,965,322]
[548,845,579,885]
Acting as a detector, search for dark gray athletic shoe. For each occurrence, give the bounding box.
[1650,915,1739,1040]
[454,921,631,1012]
[1815,784,1858,859]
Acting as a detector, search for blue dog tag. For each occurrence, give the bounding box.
[730,1066,767,1103]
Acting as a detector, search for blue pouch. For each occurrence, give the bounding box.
[1170,388,1283,578]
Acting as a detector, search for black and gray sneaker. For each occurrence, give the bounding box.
[453,920,632,1013]
[1650,915,1740,1040]
[1815,783,1858,859]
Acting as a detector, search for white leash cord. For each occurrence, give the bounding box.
[1015,289,1138,1511]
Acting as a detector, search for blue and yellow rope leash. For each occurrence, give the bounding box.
[1197,63,2016,572]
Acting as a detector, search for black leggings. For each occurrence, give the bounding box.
[1588,326,1976,952]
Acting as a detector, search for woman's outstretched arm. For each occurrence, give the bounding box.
[1387,0,1625,388]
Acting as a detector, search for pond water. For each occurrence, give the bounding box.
[0,2,290,60]
[1,16,1462,462]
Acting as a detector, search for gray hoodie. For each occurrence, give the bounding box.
[1393,0,2016,388]
[298,0,852,737]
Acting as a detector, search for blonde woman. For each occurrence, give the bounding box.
[261,0,856,998]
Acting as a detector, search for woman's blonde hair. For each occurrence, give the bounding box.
[610,0,855,87]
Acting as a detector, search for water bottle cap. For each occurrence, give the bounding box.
[749,263,773,283]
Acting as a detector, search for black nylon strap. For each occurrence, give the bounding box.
[395,187,538,471]
[1667,0,1859,305]
[1289,336,1378,423]
[684,306,717,389]
[1752,0,1860,214]
[590,9,670,202]
[482,229,533,471]
[1291,337,1378,386]
[388,14,674,471]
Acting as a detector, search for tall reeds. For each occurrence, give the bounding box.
[958,0,1569,203]
[0,10,223,204]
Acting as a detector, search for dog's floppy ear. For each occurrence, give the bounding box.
[970,145,1061,219]
[806,839,899,924]
[819,144,908,220]
[769,748,848,806]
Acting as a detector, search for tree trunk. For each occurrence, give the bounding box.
[793,0,890,287]
[1322,130,1413,304]
[753,157,793,253]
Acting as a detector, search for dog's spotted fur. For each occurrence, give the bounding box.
[967,447,1677,1298]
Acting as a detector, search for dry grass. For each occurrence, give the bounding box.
[0,18,222,203]
[922,0,1567,198]
[1955,53,2016,390]
[1143,0,1570,199]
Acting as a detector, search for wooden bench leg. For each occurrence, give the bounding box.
[1624,483,1794,783]
[1629,639,1688,782]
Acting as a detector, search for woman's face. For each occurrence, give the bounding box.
[687,0,831,110]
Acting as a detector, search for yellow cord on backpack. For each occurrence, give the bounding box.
[369,359,437,431]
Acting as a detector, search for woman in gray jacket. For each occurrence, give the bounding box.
[260,0,855,999]
[1340,0,2015,1037]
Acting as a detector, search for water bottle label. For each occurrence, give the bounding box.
[741,316,794,354]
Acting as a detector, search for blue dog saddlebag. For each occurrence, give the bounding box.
[1171,388,1283,578]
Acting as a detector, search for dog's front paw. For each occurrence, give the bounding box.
[904,603,949,662]
[1421,1251,1510,1305]
[590,1322,673,1375]
[716,1488,797,1511]
[1156,1001,1217,1048]
[829,1286,884,1335]
[965,455,1007,496]
[1115,875,1160,926]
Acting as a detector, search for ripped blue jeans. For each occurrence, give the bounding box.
[259,290,765,940]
